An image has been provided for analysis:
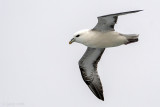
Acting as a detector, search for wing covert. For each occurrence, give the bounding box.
[78,47,105,100]
[92,10,142,31]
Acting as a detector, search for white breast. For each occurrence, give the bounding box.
[83,31,127,48]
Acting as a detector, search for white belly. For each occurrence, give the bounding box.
[83,31,128,48]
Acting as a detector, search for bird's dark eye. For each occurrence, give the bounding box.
[76,35,80,37]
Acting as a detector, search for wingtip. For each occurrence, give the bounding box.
[99,96,104,101]
[136,10,143,12]
[98,9,143,18]
[98,92,104,101]
[130,10,143,13]
[96,92,104,101]
[88,83,104,101]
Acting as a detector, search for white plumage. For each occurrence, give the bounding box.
[74,30,128,48]
[69,10,142,101]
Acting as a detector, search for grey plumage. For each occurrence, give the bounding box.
[79,48,105,101]
[71,10,142,101]
[92,10,142,31]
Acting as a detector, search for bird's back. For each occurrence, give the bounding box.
[83,30,128,48]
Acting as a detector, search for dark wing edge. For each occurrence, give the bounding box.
[78,47,105,101]
[98,10,143,18]
[92,10,143,31]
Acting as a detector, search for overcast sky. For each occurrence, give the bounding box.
[0,0,160,107]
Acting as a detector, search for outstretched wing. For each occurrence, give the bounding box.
[79,47,105,101]
[92,10,142,31]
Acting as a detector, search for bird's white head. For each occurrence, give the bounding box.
[69,29,90,44]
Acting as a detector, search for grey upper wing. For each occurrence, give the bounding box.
[79,47,105,101]
[92,10,142,32]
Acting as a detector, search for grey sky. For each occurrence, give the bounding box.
[0,0,160,107]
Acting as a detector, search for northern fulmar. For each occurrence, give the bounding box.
[69,10,142,101]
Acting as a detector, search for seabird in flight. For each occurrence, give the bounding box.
[69,10,142,101]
